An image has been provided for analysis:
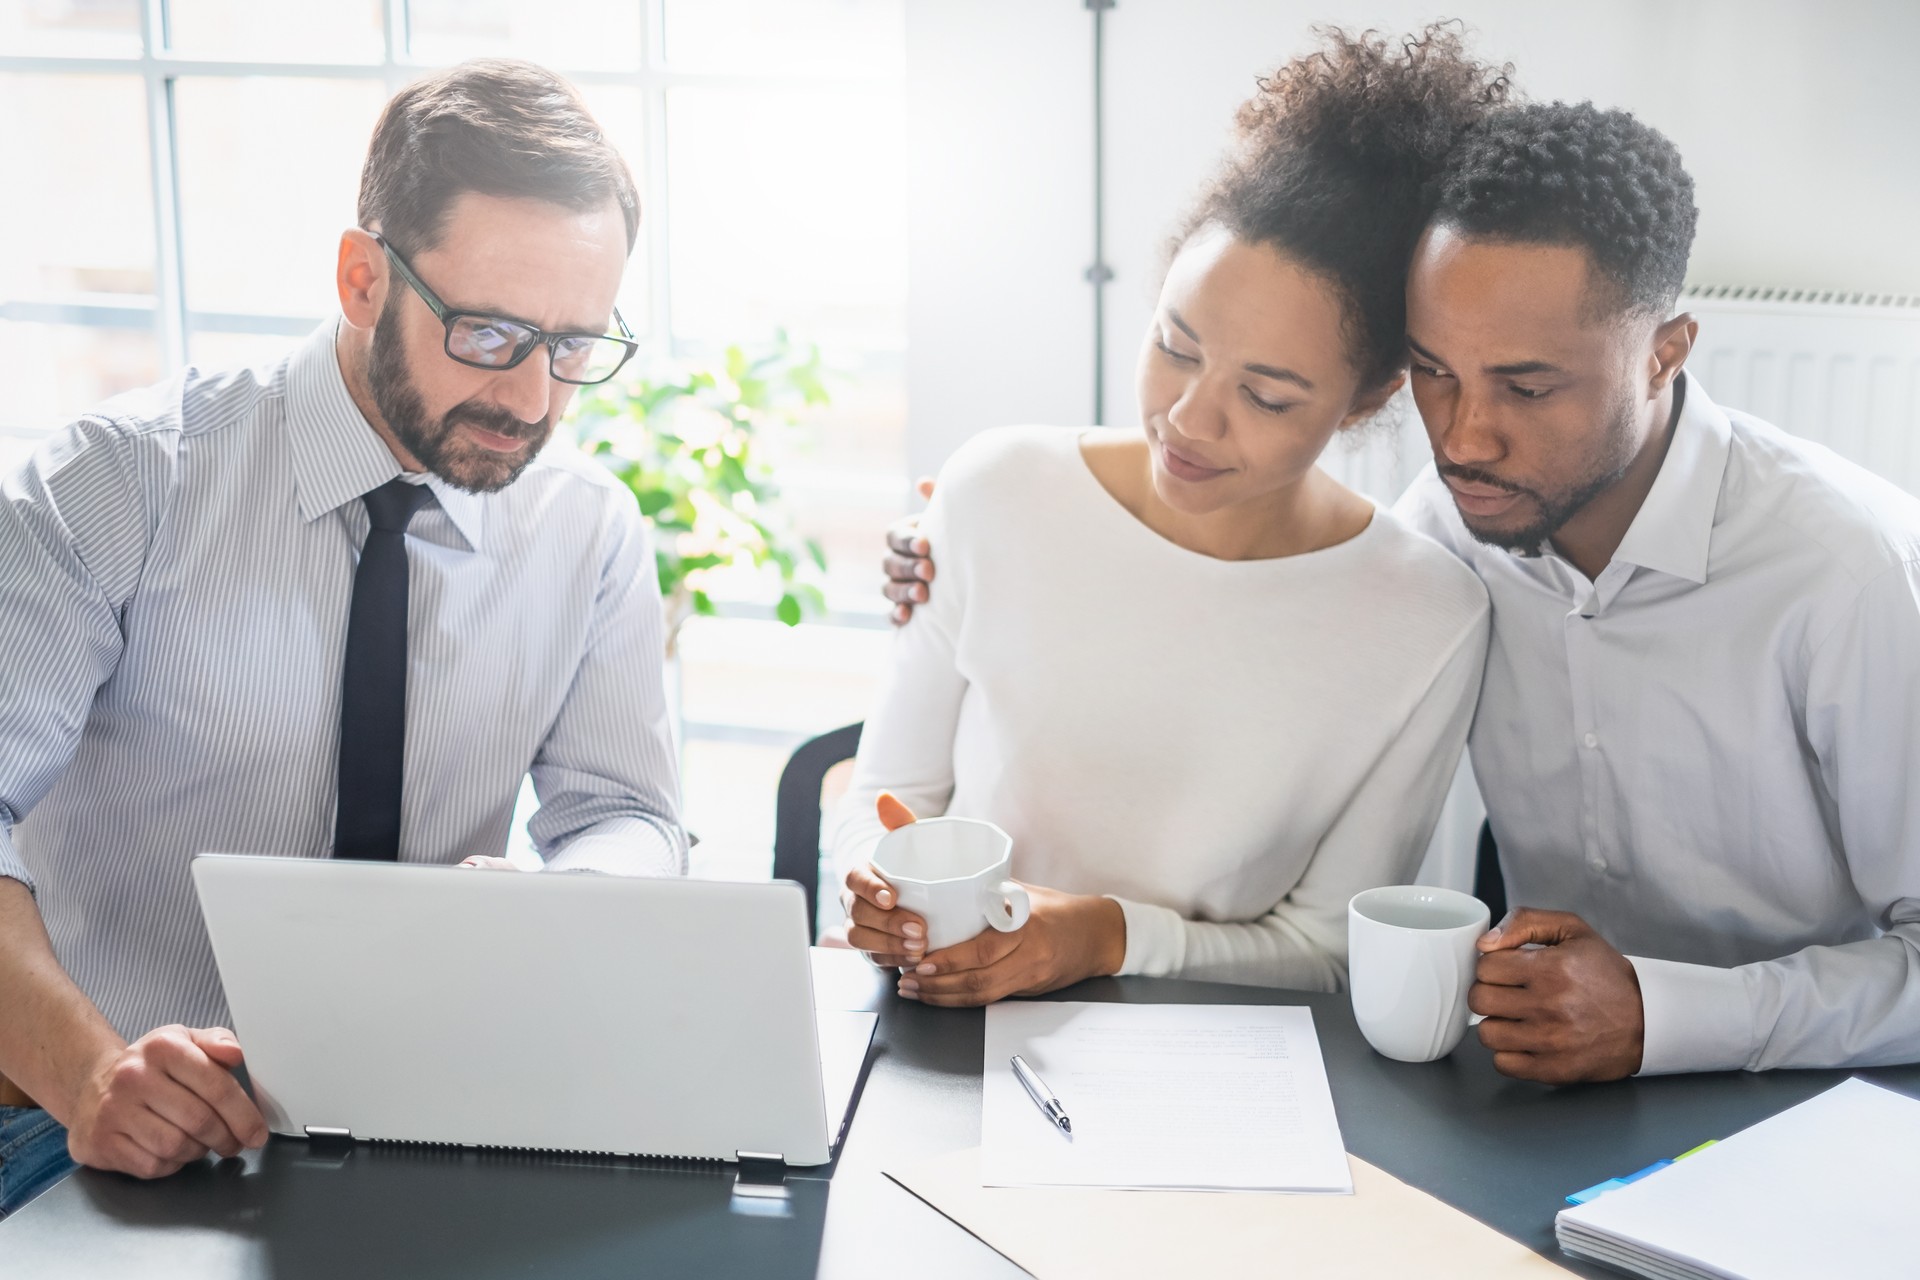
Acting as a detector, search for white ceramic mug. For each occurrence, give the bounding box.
[1348,885,1491,1063]
[869,818,1032,952]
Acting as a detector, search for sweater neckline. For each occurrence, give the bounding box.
[1069,428,1383,569]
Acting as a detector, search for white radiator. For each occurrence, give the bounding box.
[1683,285,1920,497]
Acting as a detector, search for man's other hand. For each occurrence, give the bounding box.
[882,477,937,625]
[66,1025,270,1179]
[1470,908,1645,1084]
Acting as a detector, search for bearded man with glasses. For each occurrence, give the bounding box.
[0,59,682,1209]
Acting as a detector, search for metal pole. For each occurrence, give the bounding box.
[1084,0,1114,426]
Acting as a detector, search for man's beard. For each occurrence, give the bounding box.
[367,298,551,495]
[1440,389,1640,556]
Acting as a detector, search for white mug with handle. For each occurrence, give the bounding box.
[1348,885,1491,1063]
[870,817,1031,953]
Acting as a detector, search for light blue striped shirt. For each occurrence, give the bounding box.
[0,322,684,1039]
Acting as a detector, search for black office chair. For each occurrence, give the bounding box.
[1472,818,1507,924]
[772,722,863,940]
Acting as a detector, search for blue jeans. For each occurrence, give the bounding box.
[0,1105,75,1218]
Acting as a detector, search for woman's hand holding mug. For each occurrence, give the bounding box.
[842,793,930,968]
[844,793,1126,1005]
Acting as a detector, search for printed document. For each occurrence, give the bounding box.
[981,1001,1351,1192]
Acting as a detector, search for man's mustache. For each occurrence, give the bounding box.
[444,403,547,442]
[1439,464,1539,503]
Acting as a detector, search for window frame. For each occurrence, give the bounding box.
[0,0,902,371]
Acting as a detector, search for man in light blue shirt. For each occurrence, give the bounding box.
[0,59,681,1206]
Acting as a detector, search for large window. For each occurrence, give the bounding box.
[1,0,907,881]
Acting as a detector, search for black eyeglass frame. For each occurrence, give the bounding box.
[371,232,639,386]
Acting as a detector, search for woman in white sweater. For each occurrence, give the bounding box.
[827,27,1508,1004]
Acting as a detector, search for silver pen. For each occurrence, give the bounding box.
[1010,1054,1073,1136]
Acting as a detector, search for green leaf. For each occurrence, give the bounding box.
[691,589,717,617]
[806,537,828,571]
[775,593,802,627]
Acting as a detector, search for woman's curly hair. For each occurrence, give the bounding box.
[1179,23,1513,394]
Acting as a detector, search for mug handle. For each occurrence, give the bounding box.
[982,880,1031,932]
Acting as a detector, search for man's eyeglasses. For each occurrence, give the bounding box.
[373,232,638,386]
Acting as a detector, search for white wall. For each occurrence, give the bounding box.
[903,0,1094,482]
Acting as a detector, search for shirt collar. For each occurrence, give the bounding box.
[283,321,483,552]
[1607,372,1733,586]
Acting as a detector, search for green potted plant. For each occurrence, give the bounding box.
[571,331,833,659]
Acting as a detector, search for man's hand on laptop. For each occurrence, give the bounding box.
[67,1025,269,1179]
[1469,908,1646,1083]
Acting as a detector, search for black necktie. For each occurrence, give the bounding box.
[333,478,433,861]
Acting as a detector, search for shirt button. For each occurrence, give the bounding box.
[1582,732,1599,749]
[1588,856,1608,873]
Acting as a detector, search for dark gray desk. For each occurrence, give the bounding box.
[8,949,1918,1278]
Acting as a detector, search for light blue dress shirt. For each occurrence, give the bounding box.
[0,323,684,1039]
[1399,375,1920,1074]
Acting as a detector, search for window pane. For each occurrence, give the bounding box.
[174,77,387,320]
[571,85,651,336]
[664,0,904,76]
[665,87,906,348]
[407,0,641,72]
[0,321,161,432]
[775,358,908,611]
[0,0,142,56]
[678,617,890,878]
[187,328,313,374]
[0,74,153,303]
[165,0,385,62]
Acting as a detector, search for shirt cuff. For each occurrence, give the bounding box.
[1108,896,1185,978]
[1627,954,1757,1075]
[543,816,686,877]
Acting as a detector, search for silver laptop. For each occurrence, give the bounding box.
[191,855,875,1167]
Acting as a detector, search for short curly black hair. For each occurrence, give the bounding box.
[1431,101,1697,319]
[1179,23,1512,394]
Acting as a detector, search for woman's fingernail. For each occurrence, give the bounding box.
[916,963,936,976]
[877,890,893,908]
[902,921,923,938]
[1484,927,1502,942]
[916,562,933,580]
[898,979,919,995]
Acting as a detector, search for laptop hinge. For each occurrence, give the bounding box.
[733,1150,788,1195]
[304,1125,354,1146]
